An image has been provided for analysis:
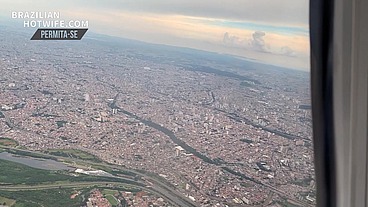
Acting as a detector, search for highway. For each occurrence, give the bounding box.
[0,146,198,207]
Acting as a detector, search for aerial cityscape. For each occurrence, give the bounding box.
[0,25,314,207]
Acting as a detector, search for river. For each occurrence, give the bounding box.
[0,152,74,171]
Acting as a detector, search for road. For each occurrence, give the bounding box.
[0,146,198,207]
[0,181,194,207]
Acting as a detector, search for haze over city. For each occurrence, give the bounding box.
[0,0,310,70]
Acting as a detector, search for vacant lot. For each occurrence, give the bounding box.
[44,149,101,162]
[0,196,16,206]
[0,138,18,147]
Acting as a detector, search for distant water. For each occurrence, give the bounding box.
[0,152,74,171]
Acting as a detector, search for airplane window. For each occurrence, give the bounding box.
[0,1,314,206]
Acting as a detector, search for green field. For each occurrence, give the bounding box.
[0,196,16,206]
[0,158,135,207]
[102,189,120,206]
[0,149,146,207]
[0,159,72,185]
[240,181,255,188]
[0,188,85,207]
[102,189,118,195]
[105,194,119,206]
[0,158,129,185]
[44,149,101,162]
[0,138,18,147]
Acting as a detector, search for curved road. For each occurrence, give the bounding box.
[0,147,197,207]
[0,181,193,207]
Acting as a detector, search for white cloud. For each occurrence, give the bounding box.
[0,0,310,70]
[250,31,267,52]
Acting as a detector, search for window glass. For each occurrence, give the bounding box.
[0,1,314,206]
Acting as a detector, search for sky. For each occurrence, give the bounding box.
[0,0,310,70]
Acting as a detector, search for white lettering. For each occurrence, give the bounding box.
[40,30,45,38]
[11,11,61,19]
[23,21,29,27]
[43,20,51,27]
[54,12,60,19]
[30,20,36,27]
[81,21,88,28]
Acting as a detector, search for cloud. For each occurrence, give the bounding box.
[0,0,310,70]
[280,46,297,56]
[0,0,309,28]
[73,0,310,28]
[250,31,267,52]
[223,32,241,46]
[223,31,268,52]
[222,31,301,58]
